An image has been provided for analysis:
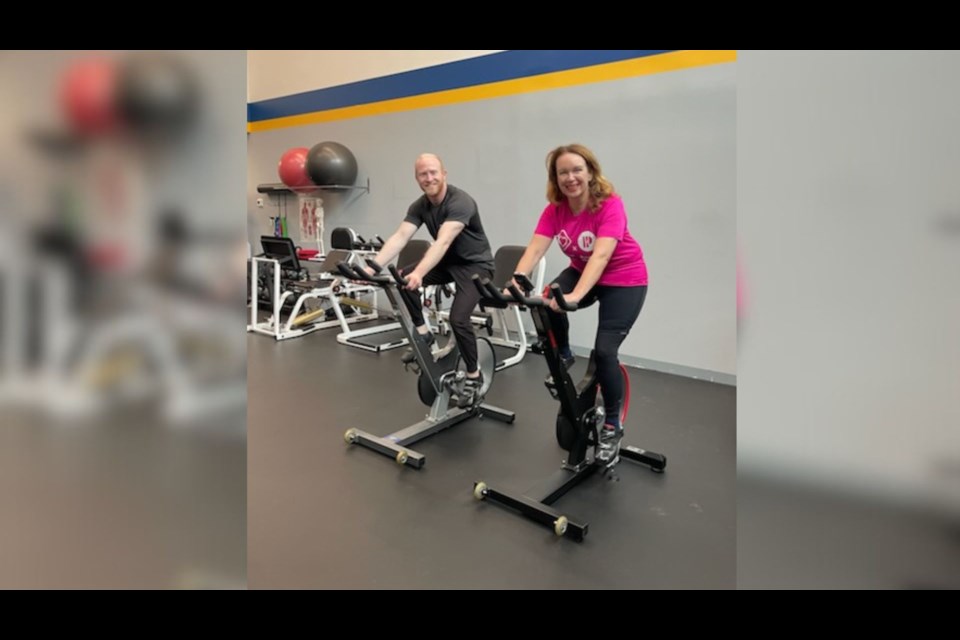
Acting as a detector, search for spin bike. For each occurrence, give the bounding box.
[471,274,666,541]
[336,260,515,468]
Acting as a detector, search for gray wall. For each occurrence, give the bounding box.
[248,61,736,379]
[247,50,503,102]
[738,50,960,504]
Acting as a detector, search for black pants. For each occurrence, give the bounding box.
[399,262,494,373]
[547,267,647,426]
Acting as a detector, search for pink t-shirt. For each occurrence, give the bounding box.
[534,194,648,286]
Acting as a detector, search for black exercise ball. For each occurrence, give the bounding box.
[306,141,358,187]
[117,53,199,140]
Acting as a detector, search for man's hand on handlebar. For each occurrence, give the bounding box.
[405,270,424,291]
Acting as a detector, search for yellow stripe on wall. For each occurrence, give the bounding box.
[248,50,736,133]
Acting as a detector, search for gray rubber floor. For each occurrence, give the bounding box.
[1,406,247,589]
[738,475,960,590]
[248,330,736,589]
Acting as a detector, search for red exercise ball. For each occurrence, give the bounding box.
[278,147,314,190]
[59,57,120,136]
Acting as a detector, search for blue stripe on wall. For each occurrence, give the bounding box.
[248,50,674,122]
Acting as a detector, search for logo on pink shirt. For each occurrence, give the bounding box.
[577,231,596,253]
[557,229,572,251]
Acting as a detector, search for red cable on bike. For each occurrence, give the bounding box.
[619,363,630,425]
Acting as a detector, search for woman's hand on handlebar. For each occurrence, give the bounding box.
[548,291,580,313]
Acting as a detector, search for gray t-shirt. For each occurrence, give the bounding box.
[404,184,494,269]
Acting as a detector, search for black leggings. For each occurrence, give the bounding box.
[547,267,647,426]
[399,262,494,373]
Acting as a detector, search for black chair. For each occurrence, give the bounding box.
[259,235,301,273]
[396,239,431,269]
